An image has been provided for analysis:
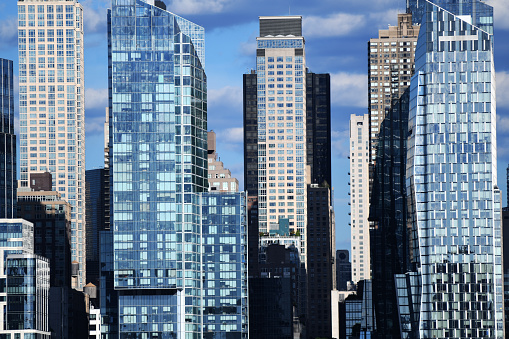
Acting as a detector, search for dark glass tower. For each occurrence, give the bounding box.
[85,168,108,286]
[243,71,260,278]
[306,73,331,187]
[369,89,411,338]
[0,59,15,219]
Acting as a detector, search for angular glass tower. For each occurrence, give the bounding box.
[405,0,503,337]
[108,1,247,338]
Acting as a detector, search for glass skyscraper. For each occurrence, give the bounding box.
[17,0,87,289]
[0,59,16,219]
[404,0,503,337]
[108,1,247,338]
[0,219,50,338]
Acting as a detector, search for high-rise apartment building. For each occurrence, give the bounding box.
[349,114,370,283]
[17,0,86,288]
[244,16,335,337]
[368,13,419,163]
[254,16,308,253]
[245,15,333,259]
[401,1,504,337]
[108,1,247,337]
[0,59,16,219]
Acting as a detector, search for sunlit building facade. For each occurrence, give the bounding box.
[108,1,247,338]
[17,0,86,289]
[349,114,370,283]
[254,16,308,259]
[403,0,503,337]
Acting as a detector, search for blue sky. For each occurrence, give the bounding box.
[0,0,508,251]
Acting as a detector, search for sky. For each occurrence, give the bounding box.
[0,0,508,251]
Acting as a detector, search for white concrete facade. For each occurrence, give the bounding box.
[349,114,370,283]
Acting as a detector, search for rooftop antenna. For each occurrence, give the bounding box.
[289,0,291,15]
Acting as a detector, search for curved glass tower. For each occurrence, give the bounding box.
[405,0,503,338]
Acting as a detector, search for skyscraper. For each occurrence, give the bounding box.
[85,168,108,286]
[403,0,503,337]
[368,13,419,163]
[306,185,335,338]
[17,0,86,288]
[254,16,308,254]
[0,59,16,219]
[349,114,370,283]
[108,1,247,337]
[369,89,411,338]
[306,73,331,186]
[244,16,335,337]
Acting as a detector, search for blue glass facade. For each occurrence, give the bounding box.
[0,219,51,338]
[108,1,247,338]
[408,0,495,30]
[202,193,248,338]
[0,59,16,219]
[6,254,50,334]
[406,0,503,337]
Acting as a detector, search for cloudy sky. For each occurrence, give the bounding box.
[0,0,508,251]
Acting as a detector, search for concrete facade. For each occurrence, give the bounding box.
[207,130,239,192]
[368,13,419,163]
[349,114,370,283]
[17,0,86,289]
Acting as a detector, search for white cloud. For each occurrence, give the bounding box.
[0,17,18,47]
[216,127,243,144]
[368,9,402,29]
[81,0,109,34]
[497,115,509,131]
[167,0,234,15]
[85,88,109,110]
[330,72,367,107]
[208,86,242,109]
[496,71,509,109]
[303,13,365,38]
[85,116,106,135]
[239,41,257,57]
[331,129,350,158]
